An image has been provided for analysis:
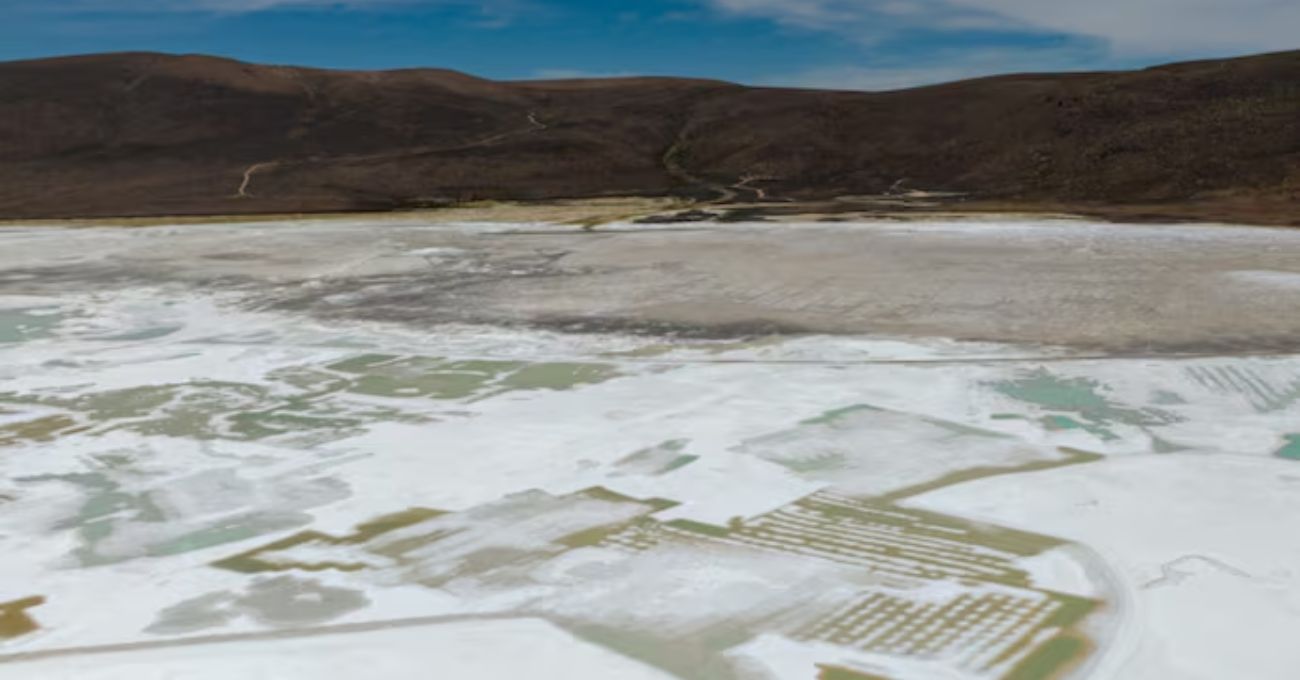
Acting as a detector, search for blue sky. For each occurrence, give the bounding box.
[2,0,1296,90]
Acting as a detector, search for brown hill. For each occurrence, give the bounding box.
[0,51,1297,223]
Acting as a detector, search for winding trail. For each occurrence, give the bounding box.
[236,162,278,198]
[1141,555,1256,590]
[661,133,782,204]
[729,174,785,202]
[232,111,548,199]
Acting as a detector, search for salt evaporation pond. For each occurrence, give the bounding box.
[2,218,1299,680]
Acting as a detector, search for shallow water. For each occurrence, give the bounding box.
[0,308,61,344]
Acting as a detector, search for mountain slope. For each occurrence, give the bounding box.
[0,50,1297,222]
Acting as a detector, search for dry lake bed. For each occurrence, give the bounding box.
[1,217,1299,680]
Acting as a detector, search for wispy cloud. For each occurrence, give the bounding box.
[949,0,1300,55]
[703,0,1300,55]
[19,0,527,16]
[707,0,1016,42]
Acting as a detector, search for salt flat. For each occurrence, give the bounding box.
[1,218,1298,680]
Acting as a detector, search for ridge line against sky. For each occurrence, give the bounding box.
[3,0,1297,90]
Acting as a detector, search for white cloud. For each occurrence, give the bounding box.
[705,0,1300,55]
[23,0,372,9]
[949,0,1300,55]
[710,0,851,27]
[707,0,1012,41]
[25,0,521,15]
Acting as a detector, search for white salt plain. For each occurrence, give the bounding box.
[1,219,1298,680]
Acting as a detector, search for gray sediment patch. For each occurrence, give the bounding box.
[146,577,369,635]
